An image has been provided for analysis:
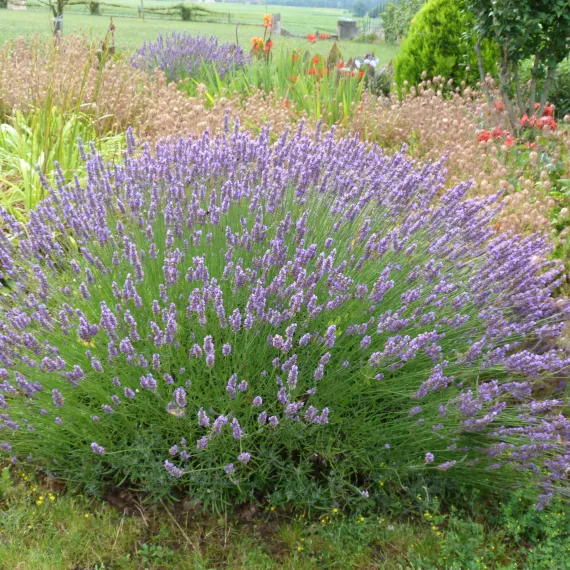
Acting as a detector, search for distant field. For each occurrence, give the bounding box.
[47,1,355,36]
[0,9,398,61]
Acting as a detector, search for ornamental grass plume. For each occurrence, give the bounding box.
[0,122,569,509]
[132,32,249,83]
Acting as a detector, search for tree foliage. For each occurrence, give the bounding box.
[466,0,570,131]
[381,0,426,44]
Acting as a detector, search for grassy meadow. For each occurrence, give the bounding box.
[0,5,393,59]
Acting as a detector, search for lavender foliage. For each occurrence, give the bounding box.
[0,122,569,506]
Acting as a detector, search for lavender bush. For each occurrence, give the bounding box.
[132,32,249,83]
[0,122,569,509]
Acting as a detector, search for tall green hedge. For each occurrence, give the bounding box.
[394,0,498,90]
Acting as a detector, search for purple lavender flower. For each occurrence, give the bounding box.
[437,460,457,471]
[212,415,228,434]
[238,452,251,464]
[124,387,135,399]
[164,460,184,478]
[231,418,243,439]
[174,387,187,408]
[91,442,105,455]
[253,396,263,407]
[222,344,232,356]
[224,463,235,475]
[140,374,157,392]
[226,374,237,399]
[198,408,210,427]
[425,452,435,463]
[52,389,64,408]
[197,436,209,450]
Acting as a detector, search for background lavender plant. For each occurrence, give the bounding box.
[132,32,249,83]
[0,122,568,509]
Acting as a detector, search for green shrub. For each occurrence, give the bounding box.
[394,0,497,90]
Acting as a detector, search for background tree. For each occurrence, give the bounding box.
[36,0,72,36]
[381,0,426,44]
[352,0,368,17]
[466,0,570,132]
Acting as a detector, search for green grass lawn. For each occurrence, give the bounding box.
[1,467,568,569]
[0,9,397,60]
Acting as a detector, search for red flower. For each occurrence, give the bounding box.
[337,61,344,69]
[307,34,317,44]
[494,100,505,112]
[319,33,330,40]
[537,116,558,131]
[358,71,365,78]
[312,56,319,65]
[505,135,515,146]
[491,126,501,139]
[477,130,491,143]
[543,105,553,117]
[264,39,274,53]
[308,66,317,75]
[521,114,529,126]
[289,75,298,82]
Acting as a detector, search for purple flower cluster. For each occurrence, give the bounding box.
[132,32,249,83]
[0,122,569,505]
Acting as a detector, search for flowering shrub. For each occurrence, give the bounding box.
[132,33,249,83]
[0,124,569,508]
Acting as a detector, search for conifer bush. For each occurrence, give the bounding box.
[0,124,569,509]
[394,0,497,90]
